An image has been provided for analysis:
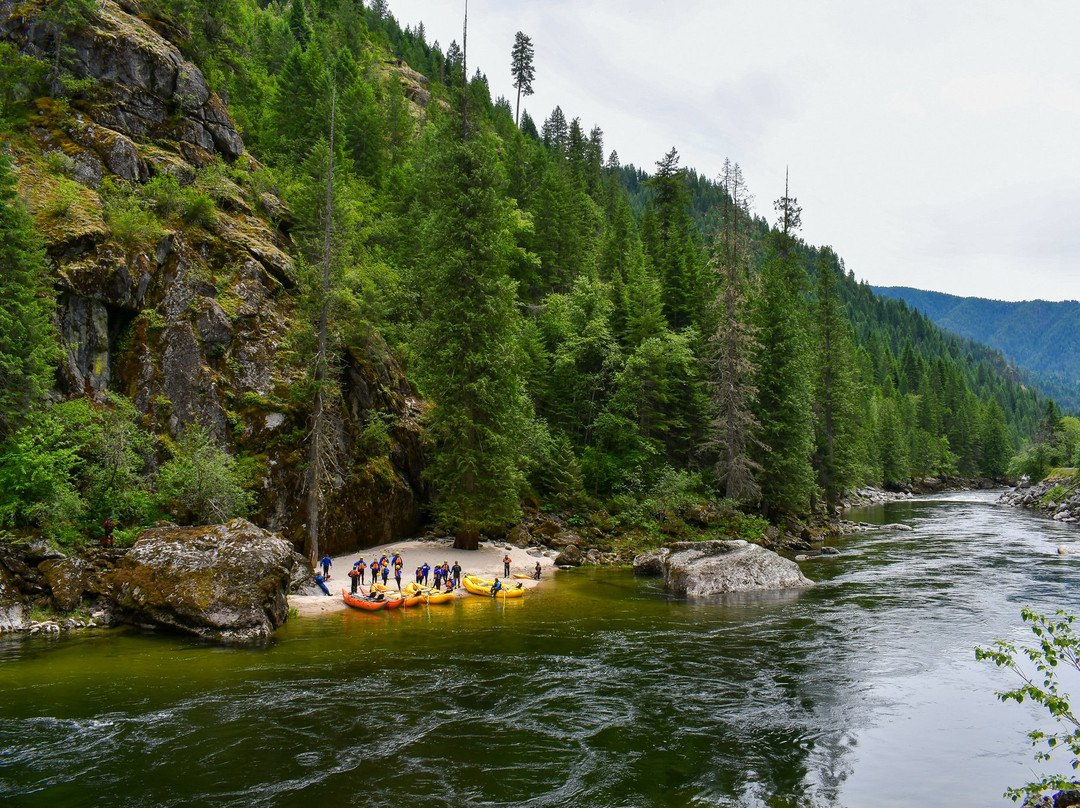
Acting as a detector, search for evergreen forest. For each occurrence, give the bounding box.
[0,0,1062,552]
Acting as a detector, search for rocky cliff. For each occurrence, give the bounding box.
[2,0,426,554]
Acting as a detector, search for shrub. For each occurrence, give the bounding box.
[155,422,254,524]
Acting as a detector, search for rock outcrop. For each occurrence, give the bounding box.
[102,519,303,643]
[3,0,428,555]
[998,473,1080,524]
[633,540,814,597]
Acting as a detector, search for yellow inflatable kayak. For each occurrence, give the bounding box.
[403,582,457,604]
[463,574,525,598]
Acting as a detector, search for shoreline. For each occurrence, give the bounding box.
[289,537,555,616]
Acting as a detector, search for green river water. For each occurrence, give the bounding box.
[2,491,1080,807]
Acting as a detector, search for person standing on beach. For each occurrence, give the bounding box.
[320,554,332,579]
[394,565,402,591]
[421,562,430,586]
[534,561,542,580]
[348,566,360,594]
[451,560,462,587]
[354,557,366,585]
[503,554,511,578]
[432,565,442,591]
[381,562,390,585]
[415,564,423,584]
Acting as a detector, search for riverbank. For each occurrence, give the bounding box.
[997,469,1080,524]
[289,537,555,616]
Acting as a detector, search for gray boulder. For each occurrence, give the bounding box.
[39,557,90,612]
[102,519,302,643]
[633,540,814,597]
[0,562,27,632]
[554,544,583,567]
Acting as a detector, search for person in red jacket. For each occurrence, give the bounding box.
[102,516,116,547]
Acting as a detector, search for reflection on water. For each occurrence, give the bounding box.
[1,491,1078,807]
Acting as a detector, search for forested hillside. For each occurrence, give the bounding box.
[0,0,1049,555]
[873,286,1080,413]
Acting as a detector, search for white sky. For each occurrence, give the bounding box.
[386,0,1080,303]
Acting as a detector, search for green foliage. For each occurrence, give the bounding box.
[411,120,535,541]
[358,412,393,457]
[156,423,254,524]
[0,152,59,441]
[0,43,49,125]
[0,404,84,539]
[101,178,164,250]
[976,609,1080,802]
[0,395,154,544]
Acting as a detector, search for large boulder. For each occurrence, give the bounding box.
[102,519,303,643]
[0,560,27,632]
[633,540,813,596]
[39,557,90,611]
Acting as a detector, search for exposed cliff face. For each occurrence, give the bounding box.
[2,0,426,553]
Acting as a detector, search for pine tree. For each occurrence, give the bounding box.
[980,398,1013,478]
[510,31,535,128]
[706,159,761,503]
[541,106,568,154]
[288,0,311,50]
[811,246,865,508]
[413,119,534,549]
[644,148,700,330]
[303,83,342,566]
[0,153,58,441]
[753,174,815,514]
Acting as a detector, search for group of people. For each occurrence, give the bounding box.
[311,549,542,597]
[330,552,465,596]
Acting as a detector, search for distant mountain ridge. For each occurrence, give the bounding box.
[872,286,1080,412]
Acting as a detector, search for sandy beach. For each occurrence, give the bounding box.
[289,537,554,615]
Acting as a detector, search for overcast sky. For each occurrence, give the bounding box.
[386,1,1080,303]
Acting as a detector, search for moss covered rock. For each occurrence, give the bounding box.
[102,518,302,643]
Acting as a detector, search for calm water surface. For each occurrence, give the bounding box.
[2,492,1080,807]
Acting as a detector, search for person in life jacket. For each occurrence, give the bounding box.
[353,557,366,585]
[534,561,542,580]
[348,566,360,594]
[394,565,402,590]
[381,562,389,585]
[421,562,431,586]
[102,516,116,547]
[503,554,511,578]
[490,578,503,598]
[432,565,443,591]
[314,572,331,596]
[415,565,423,584]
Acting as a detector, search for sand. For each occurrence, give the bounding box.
[289,537,554,615]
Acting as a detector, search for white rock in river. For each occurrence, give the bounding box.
[633,540,813,596]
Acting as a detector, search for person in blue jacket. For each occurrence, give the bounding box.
[320,554,332,578]
[490,578,502,598]
[315,572,331,596]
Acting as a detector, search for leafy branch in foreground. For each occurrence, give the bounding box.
[976,608,1080,802]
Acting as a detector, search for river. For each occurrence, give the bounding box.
[2,491,1079,807]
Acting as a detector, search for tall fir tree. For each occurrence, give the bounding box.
[811,247,865,508]
[754,174,815,514]
[0,153,59,441]
[706,159,761,502]
[412,118,535,549]
[509,31,535,128]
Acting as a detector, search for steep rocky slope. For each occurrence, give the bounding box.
[2,0,426,554]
